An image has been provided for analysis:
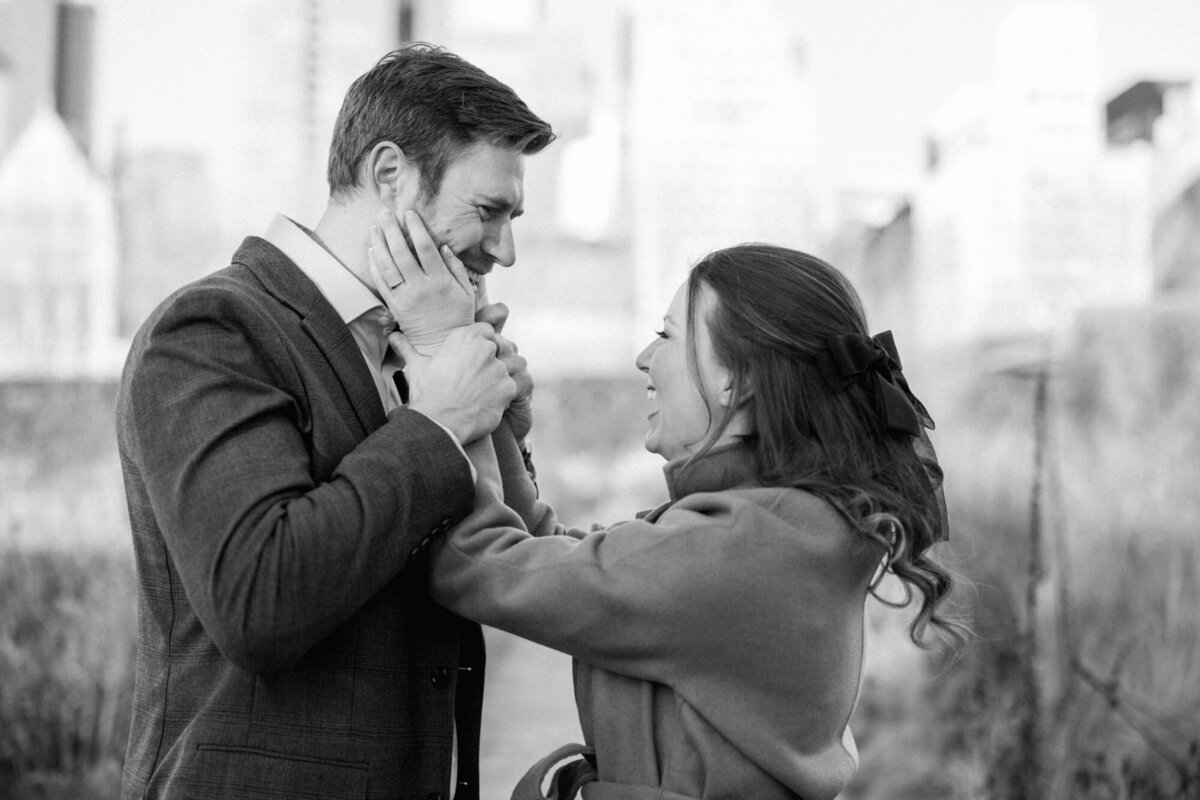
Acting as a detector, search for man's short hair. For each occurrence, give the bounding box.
[327,43,555,201]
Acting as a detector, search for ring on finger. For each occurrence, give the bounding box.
[387,276,405,290]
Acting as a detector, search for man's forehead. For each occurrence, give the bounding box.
[454,144,523,180]
[440,144,522,209]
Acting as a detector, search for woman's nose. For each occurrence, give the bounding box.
[635,340,656,373]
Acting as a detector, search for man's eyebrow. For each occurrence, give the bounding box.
[477,194,523,218]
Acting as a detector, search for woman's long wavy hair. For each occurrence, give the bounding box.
[684,244,966,651]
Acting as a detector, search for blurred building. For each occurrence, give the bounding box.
[0,0,121,378]
[406,0,639,376]
[0,50,14,154]
[112,147,223,336]
[1107,79,1200,295]
[1107,80,1191,146]
[0,0,94,153]
[827,191,917,342]
[623,0,819,338]
[52,1,95,155]
[0,0,57,151]
[207,0,399,243]
[0,108,120,378]
[912,3,1153,351]
[78,0,820,378]
[407,0,821,375]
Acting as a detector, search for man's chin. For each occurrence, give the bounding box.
[471,273,489,309]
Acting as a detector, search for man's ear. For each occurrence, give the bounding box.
[365,141,419,206]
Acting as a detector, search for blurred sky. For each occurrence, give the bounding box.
[91,0,1200,192]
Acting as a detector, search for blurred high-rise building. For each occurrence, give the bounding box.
[0,0,57,152]
[622,0,819,336]
[913,2,1153,352]
[409,0,639,376]
[53,1,95,154]
[176,0,820,377]
[406,0,820,375]
[207,0,399,248]
[1107,78,1200,295]
[0,0,94,153]
[0,108,120,378]
[113,147,222,336]
[826,190,916,341]
[0,51,13,154]
[0,0,119,378]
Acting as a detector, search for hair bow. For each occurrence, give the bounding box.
[816,330,933,438]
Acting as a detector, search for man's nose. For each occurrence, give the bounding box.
[484,222,516,268]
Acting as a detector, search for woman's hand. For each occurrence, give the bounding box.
[367,208,475,355]
[475,301,534,442]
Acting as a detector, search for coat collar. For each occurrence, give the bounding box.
[661,440,758,504]
[231,236,386,435]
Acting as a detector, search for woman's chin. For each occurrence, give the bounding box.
[642,435,667,461]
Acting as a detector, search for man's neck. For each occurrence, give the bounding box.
[312,199,378,297]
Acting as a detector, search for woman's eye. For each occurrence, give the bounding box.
[654,329,668,340]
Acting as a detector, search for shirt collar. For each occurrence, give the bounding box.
[263,213,380,325]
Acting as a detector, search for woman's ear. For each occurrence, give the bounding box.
[718,383,734,408]
[718,380,753,408]
[718,378,751,408]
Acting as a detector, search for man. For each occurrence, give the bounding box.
[117,44,554,800]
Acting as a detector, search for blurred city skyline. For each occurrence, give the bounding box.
[87,0,1200,191]
[2,0,1199,381]
[1,8,1198,791]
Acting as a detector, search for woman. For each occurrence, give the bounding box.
[407,244,959,799]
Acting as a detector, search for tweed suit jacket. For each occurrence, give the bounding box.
[116,236,487,800]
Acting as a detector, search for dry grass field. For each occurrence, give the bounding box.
[2,300,1198,799]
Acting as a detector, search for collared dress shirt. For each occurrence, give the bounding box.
[264,214,405,412]
[263,213,462,797]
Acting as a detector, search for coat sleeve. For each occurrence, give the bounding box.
[118,282,475,674]
[428,436,811,687]
[490,417,556,535]
[430,440,876,800]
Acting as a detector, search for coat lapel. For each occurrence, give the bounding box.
[233,236,386,436]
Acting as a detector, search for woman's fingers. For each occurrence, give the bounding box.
[404,209,474,297]
[403,210,442,276]
[376,208,473,295]
[377,208,422,284]
[367,249,402,317]
[439,245,474,294]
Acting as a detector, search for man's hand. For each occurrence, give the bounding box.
[367,208,474,355]
[475,299,533,442]
[389,323,516,444]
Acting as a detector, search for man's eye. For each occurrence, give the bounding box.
[478,206,497,221]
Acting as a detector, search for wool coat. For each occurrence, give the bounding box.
[431,441,883,800]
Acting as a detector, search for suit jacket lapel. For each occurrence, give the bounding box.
[233,236,387,436]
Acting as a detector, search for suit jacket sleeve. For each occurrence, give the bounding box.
[119,281,475,674]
